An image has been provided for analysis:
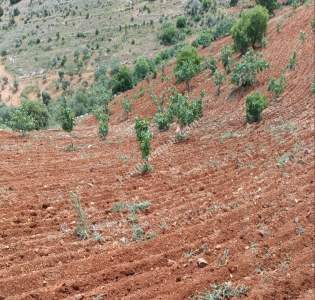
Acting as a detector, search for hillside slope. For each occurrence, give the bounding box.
[0,4,314,299]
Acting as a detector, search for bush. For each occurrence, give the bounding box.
[111,66,133,94]
[59,100,75,132]
[205,57,217,75]
[98,114,109,140]
[0,7,4,18]
[192,30,213,48]
[231,5,269,54]
[41,91,51,106]
[231,50,269,87]
[174,46,202,91]
[256,0,278,14]
[230,0,238,7]
[9,109,35,135]
[154,111,172,131]
[220,45,234,73]
[213,70,225,95]
[159,23,180,45]
[212,16,236,40]
[246,92,268,123]
[19,100,49,130]
[176,16,187,28]
[122,98,132,119]
[133,57,156,82]
[268,74,286,98]
[135,117,153,173]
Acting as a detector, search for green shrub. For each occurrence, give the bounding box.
[41,91,51,106]
[154,111,172,131]
[213,70,225,95]
[19,100,49,130]
[231,5,269,54]
[176,16,187,28]
[59,100,75,132]
[212,16,236,40]
[192,30,213,48]
[135,117,153,173]
[230,0,238,7]
[0,7,4,18]
[246,92,268,123]
[205,57,217,75]
[9,109,35,135]
[231,50,269,87]
[287,51,297,70]
[220,45,234,73]
[133,57,156,82]
[159,23,179,45]
[111,66,133,94]
[174,46,202,91]
[122,98,132,119]
[98,114,109,140]
[268,74,286,98]
[311,82,315,94]
[256,0,278,14]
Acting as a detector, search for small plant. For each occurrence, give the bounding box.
[268,74,286,98]
[299,31,305,43]
[98,113,109,140]
[132,224,145,241]
[176,16,187,28]
[135,117,153,174]
[69,192,89,240]
[220,45,234,73]
[205,57,217,76]
[192,30,213,48]
[311,82,315,94]
[256,0,278,14]
[122,98,132,120]
[287,51,297,70]
[194,282,249,300]
[246,92,268,123]
[154,111,171,131]
[59,100,75,133]
[231,50,269,87]
[213,70,225,95]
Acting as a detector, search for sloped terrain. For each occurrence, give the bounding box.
[0,4,314,300]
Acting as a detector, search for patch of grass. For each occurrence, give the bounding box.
[220,131,241,143]
[193,282,249,300]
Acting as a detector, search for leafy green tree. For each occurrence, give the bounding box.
[133,57,156,83]
[111,66,133,94]
[246,92,268,123]
[59,100,75,133]
[213,70,225,95]
[256,0,278,14]
[231,50,269,87]
[159,23,179,45]
[9,109,35,135]
[231,5,269,54]
[20,100,49,130]
[174,46,201,91]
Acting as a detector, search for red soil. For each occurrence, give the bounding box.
[0,5,314,300]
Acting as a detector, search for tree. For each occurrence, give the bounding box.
[59,100,75,133]
[268,74,286,98]
[9,109,35,135]
[231,50,269,87]
[256,0,278,14]
[122,98,132,120]
[231,5,269,54]
[246,92,268,123]
[135,117,153,174]
[133,57,156,83]
[159,23,180,45]
[174,46,201,91]
[20,100,49,130]
[111,66,133,94]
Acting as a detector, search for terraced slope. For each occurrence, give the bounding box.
[0,4,314,299]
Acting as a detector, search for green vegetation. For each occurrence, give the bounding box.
[122,98,132,120]
[111,66,133,94]
[231,5,269,54]
[9,108,35,135]
[59,100,75,133]
[135,117,153,174]
[287,51,297,70]
[231,50,269,87]
[98,113,109,140]
[70,192,89,240]
[174,46,202,91]
[246,92,268,123]
[213,70,225,95]
[220,45,234,73]
[256,0,278,14]
[192,30,213,48]
[268,74,286,98]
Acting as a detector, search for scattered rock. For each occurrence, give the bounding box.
[74,294,84,300]
[197,257,208,268]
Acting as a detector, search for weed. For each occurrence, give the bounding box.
[69,192,89,240]
[132,224,145,241]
